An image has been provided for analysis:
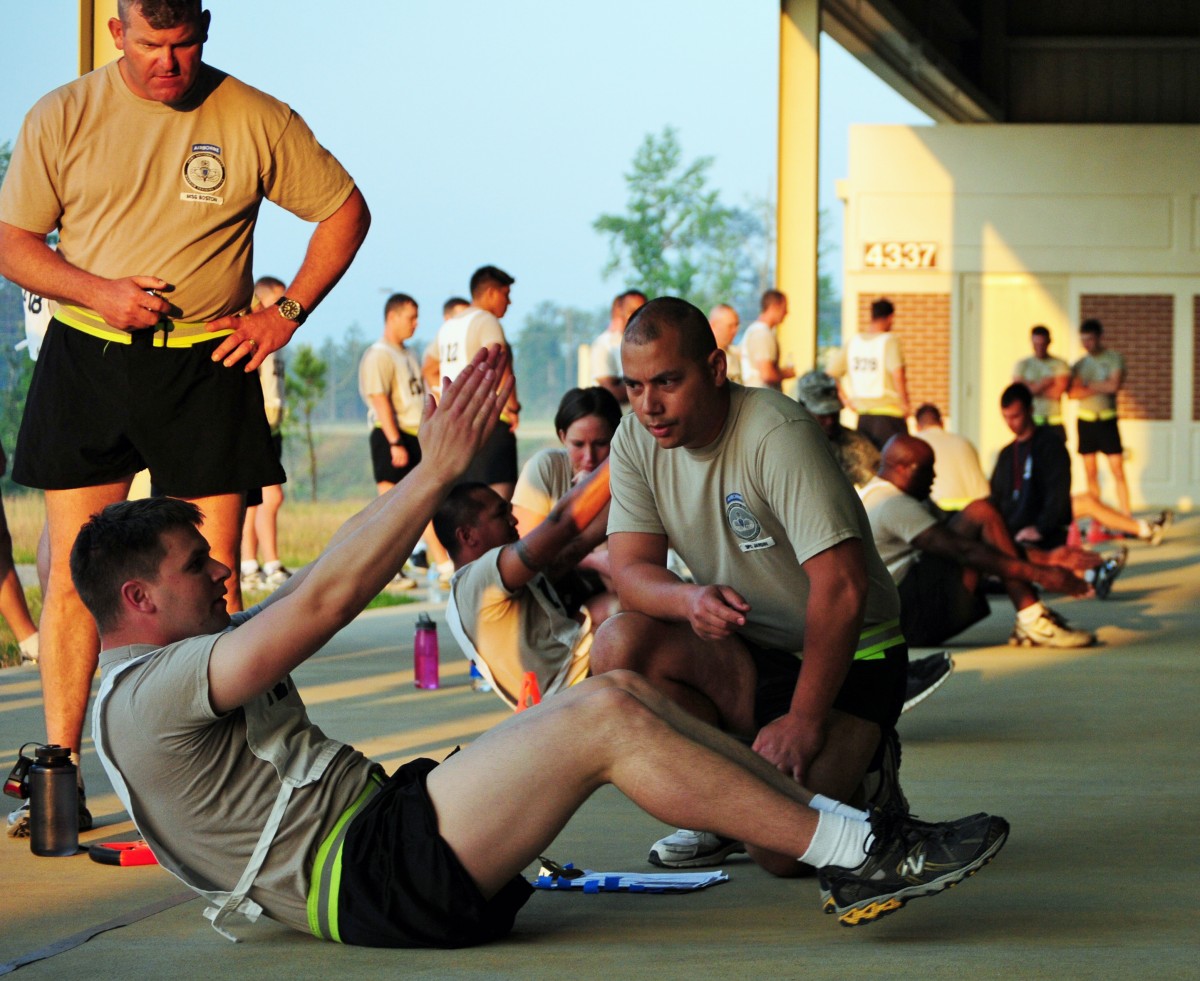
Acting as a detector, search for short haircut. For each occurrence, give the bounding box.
[554,386,623,436]
[469,265,515,299]
[1030,324,1050,340]
[914,403,942,426]
[384,293,417,318]
[1001,382,1033,410]
[1080,318,1103,336]
[254,275,285,293]
[760,289,785,312]
[443,296,469,316]
[870,298,895,320]
[433,483,492,561]
[613,289,648,315]
[624,296,717,365]
[119,0,202,28]
[69,498,204,634]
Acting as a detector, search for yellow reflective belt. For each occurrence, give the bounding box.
[860,408,905,418]
[306,771,384,943]
[57,305,234,348]
[1033,414,1063,426]
[855,618,904,661]
[1077,409,1117,422]
[936,497,973,512]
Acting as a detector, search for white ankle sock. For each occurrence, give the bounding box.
[241,560,260,576]
[18,633,39,660]
[798,811,872,869]
[808,793,870,822]
[1136,519,1151,538]
[263,560,283,575]
[1017,601,1046,625]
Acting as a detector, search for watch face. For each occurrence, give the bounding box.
[278,298,302,322]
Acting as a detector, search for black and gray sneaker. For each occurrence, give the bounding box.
[1092,546,1128,600]
[902,652,954,713]
[6,791,92,839]
[818,807,1009,926]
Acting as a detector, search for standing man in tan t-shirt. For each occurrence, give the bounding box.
[0,0,369,837]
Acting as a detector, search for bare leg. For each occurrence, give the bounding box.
[255,484,284,565]
[427,671,825,897]
[1106,453,1131,516]
[36,523,49,598]
[240,504,259,566]
[1072,492,1141,537]
[42,481,132,754]
[0,497,37,641]
[1082,452,1101,502]
[184,492,246,614]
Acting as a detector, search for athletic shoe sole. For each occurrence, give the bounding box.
[902,653,954,714]
[823,817,1009,926]
[648,837,746,868]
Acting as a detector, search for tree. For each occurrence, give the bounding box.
[515,302,606,418]
[593,127,760,313]
[285,345,328,501]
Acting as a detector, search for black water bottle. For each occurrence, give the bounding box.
[29,744,78,857]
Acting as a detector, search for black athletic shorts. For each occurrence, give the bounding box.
[246,434,285,508]
[897,552,989,647]
[460,425,518,486]
[1077,418,1122,456]
[746,638,907,733]
[856,414,908,451]
[337,757,532,948]
[369,428,422,485]
[14,320,284,497]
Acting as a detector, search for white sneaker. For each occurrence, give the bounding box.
[263,565,293,588]
[1009,608,1094,648]
[240,569,267,591]
[391,574,417,590]
[648,829,745,868]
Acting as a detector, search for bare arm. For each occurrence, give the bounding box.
[912,522,1087,595]
[892,364,911,415]
[366,392,409,470]
[495,462,611,592]
[0,221,171,330]
[609,531,750,641]
[207,345,511,712]
[753,359,795,385]
[208,186,371,371]
[752,538,866,781]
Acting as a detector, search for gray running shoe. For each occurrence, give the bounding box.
[903,652,954,713]
[1092,546,1127,600]
[648,829,746,868]
[1008,607,1094,648]
[818,807,1009,926]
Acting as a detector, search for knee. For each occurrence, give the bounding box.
[591,612,661,674]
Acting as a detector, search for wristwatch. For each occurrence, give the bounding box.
[274,296,307,326]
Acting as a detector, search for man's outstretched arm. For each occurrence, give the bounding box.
[208,187,371,371]
[495,462,612,592]
[207,346,511,712]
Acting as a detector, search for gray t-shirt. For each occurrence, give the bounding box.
[512,447,573,519]
[608,384,899,653]
[858,476,942,584]
[96,621,373,934]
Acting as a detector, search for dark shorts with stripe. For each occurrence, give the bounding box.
[1077,417,1122,456]
[14,320,284,497]
[336,757,533,948]
[460,424,518,486]
[856,414,908,450]
[897,551,990,647]
[368,428,422,484]
[745,638,908,733]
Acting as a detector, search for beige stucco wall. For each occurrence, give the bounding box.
[840,124,1200,510]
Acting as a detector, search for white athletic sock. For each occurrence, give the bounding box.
[262,560,283,575]
[1017,601,1047,626]
[1136,519,1151,539]
[798,811,873,870]
[18,633,39,661]
[808,793,870,822]
[70,751,84,792]
[241,560,260,576]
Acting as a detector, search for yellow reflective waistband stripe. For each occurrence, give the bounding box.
[1033,415,1063,426]
[935,497,972,512]
[307,771,384,943]
[57,305,234,347]
[1077,409,1117,422]
[859,408,905,418]
[855,618,904,661]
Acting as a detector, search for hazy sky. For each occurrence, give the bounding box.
[0,0,929,349]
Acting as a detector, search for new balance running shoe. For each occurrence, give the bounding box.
[818,807,1009,926]
[648,829,746,868]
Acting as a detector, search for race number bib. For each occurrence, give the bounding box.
[22,289,54,361]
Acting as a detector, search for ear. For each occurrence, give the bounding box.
[108,17,125,51]
[120,579,156,616]
[200,9,212,41]
[709,347,728,386]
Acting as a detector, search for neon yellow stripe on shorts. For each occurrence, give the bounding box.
[307,771,384,943]
[855,618,904,661]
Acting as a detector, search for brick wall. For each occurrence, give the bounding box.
[1078,294,1173,421]
[856,293,951,413]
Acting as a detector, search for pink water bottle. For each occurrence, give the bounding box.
[414,613,440,689]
